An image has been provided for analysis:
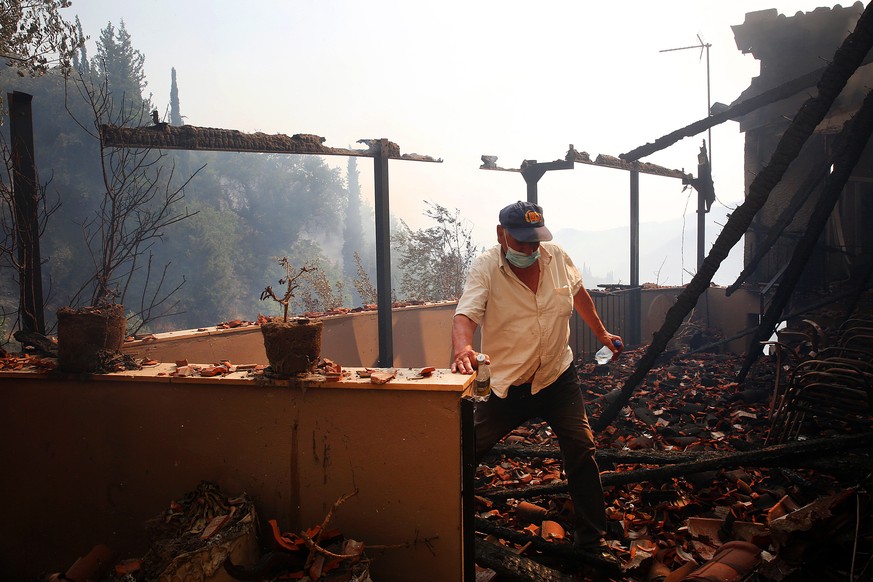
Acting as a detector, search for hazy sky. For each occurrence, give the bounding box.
[62,1,853,280]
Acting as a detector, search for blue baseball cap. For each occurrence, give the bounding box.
[499,201,553,243]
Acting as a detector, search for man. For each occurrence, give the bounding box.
[451,200,623,569]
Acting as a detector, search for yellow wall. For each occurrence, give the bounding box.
[123,290,761,370]
[0,367,473,581]
[124,302,457,368]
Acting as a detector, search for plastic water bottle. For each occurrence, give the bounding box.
[594,340,623,365]
[473,353,491,401]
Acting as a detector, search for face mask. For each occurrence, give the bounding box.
[505,246,540,268]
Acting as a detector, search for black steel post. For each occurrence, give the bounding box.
[8,91,45,334]
[520,159,574,205]
[373,139,393,366]
[630,166,641,345]
[697,184,706,269]
[521,164,545,204]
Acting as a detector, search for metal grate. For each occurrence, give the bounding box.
[570,288,633,361]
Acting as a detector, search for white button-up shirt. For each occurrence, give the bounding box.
[455,242,583,397]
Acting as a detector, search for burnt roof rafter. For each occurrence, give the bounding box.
[100,121,443,369]
[99,124,443,163]
[480,145,690,181]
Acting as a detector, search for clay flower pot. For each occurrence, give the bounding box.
[56,304,126,373]
[260,317,323,376]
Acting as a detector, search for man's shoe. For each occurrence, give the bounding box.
[573,540,623,571]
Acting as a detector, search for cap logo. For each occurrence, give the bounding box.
[525,210,543,224]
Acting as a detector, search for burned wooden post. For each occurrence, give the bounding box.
[8,91,45,335]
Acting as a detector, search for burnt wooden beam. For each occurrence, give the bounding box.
[737,85,873,381]
[100,125,442,162]
[592,3,873,433]
[725,159,830,296]
[726,75,873,296]
[100,124,441,369]
[473,532,579,582]
[489,442,710,465]
[480,431,873,500]
[480,147,690,180]
[620,51,873,162]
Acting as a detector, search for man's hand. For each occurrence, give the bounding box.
[452,348,491,374]
[451,314,482,374]
[601,334,624,360]
[452,347,477,374]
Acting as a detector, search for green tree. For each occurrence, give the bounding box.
[169,67,181,125]
[69,16,89,76]
[341,155,363,304]
[64,62,201,322]
[0,0,84,337]
[91,20,149,116]
[297,253,344,314]
[2,16,361,334]
[0,0,84,81]
[392,201,480,302]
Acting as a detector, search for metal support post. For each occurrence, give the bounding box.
[629,166,641,346]
[8,91,45,334]
[373,139,393,366]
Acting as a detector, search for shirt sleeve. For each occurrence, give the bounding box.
[454,254,491,325]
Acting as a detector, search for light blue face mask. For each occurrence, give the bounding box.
[505,246,540,268]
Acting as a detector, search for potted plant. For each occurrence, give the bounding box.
[259,257,323,376]
[52,65,200,373]
[56,302,127,373]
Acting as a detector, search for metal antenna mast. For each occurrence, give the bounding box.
[661,35,713,270]
[660,35,713,162]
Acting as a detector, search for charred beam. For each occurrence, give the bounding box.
[575,151,690,180]
[100,125,442,162]
[726,160,830,295]
[480,432,873,500]
[620,51,873,162]
[481,148,690,180]
[474,528,579,582]
[489,443,709,465]
[592,3,873,432]
[738,85,873,381]
[726,74,873,296]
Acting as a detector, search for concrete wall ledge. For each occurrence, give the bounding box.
[0,365,473,581]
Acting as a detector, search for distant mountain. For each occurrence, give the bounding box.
[554,205,745,288]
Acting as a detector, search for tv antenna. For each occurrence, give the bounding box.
[660,35,712,163]
[661,35,713,271]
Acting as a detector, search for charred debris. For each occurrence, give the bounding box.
[473,305,873,582]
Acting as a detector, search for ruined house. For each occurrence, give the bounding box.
[732,2,873,297]
[2,3,873,582]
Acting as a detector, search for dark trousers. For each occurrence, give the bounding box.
[474,363,607,545]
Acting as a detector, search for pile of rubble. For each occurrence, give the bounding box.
[43,483,373,582]
[474,345,873,581]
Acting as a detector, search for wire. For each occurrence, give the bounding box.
[680,185,694,286]
[851,490,860,581]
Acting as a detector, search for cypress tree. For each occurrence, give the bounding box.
[169,67,182,125]
[341,155,364,305]
[93,20,149,117]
